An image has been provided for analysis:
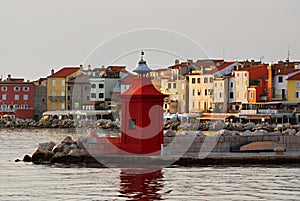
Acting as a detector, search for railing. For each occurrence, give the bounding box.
[258,109,294,114]
[48,96,65,101]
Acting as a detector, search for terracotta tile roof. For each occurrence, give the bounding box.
[49,67,80,78]
[235,64,268,80]
[121,74,137,85]
[106,66,126,72]
[82,101,103,105]
[275,69,300,75]
[287,73,300,80]
[204,62,236,75]
[67,75,90,83]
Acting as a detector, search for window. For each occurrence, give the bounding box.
[278,76,283,83]
[250,92,254,99]
[1,86,7,91]
[205,89,208,96]
[197,78,201,83]
[198,89,201,96]
[204,78,208,83]
[62,80,65,86]
[52,80,56,86]
[52,91,56,96]
[52,103,56,110]
[192,78,196,84]
[295,91,300,98]
[2,94,6,100]
[220,83,223,87]
[209,77,213,83]
[244,92,247,99]
[23,104,28,109]
[168,83,171,88]
[230,92,234,99]
[91,93,96,98]
[230,82,234,88]
[67,86,71,90]
[14,86,20,91]
[87,96,90,101]
[23,94,28,100]
[91,84,96,88]
[244,73,247,77]
[23,87,29,91]
[173,83,176,89]
[61,91,65,97]
[296,82,300,87]
[192,89,195,96]
[61,103,65,109]
[99,93,104,98]
[14,94,19,100]
[219,92,222,98]
[237,73,240,77]
[99,84,104,88]
[1,104,7,110]
[129,119,136,130]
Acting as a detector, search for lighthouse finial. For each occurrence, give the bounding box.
[141,50,144,60]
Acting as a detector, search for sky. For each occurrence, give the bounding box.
[0,0,300,81]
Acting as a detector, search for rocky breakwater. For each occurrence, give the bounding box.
[0,118,120,130]
[20,135,103,165]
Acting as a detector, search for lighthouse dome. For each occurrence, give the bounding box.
[133,51,151,75]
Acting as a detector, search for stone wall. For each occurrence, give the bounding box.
[163,135,300,155]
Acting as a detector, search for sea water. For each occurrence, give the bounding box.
[1,129,300,201]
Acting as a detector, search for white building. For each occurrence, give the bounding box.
[273,69,300,100]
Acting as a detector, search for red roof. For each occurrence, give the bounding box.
[121,74,137,85]
[275,69,300,75]
[49,67,80,78]
[106,66,126,72]
[82,101,103,105]
[120,78,166,97]
[287,73,300,80]
[67,75,90,83]
[205,62,236,74]
[235,64,268,80]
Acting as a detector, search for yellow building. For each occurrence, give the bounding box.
[47,67,81,111]
[287,73,300,101]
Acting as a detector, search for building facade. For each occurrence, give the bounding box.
[0,75,34,119]
[47,67,81,111]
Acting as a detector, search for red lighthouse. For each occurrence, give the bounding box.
[119,51,166,155]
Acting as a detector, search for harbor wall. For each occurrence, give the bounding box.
[163,135,300,155]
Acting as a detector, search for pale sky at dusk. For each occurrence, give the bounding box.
[0,0,299,81]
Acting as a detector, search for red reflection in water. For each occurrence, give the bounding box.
[119,169,164,200]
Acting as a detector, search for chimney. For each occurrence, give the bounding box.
[51,69,54,75]
[175,59,179,65]
[88,64,91,70]
[80,64,83,70]
[267,63,273,101]
[7,74,11,80]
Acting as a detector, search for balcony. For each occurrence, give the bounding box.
[48,96,65,101]
[257,109,295,114]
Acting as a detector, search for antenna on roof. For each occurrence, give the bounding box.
[287,46,291,61]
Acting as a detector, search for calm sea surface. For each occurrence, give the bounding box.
[1,129,300,201]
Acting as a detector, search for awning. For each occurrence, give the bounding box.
[246,115,271,120]
[198,114,232,120]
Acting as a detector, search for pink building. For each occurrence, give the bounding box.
[0,75,34,119]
